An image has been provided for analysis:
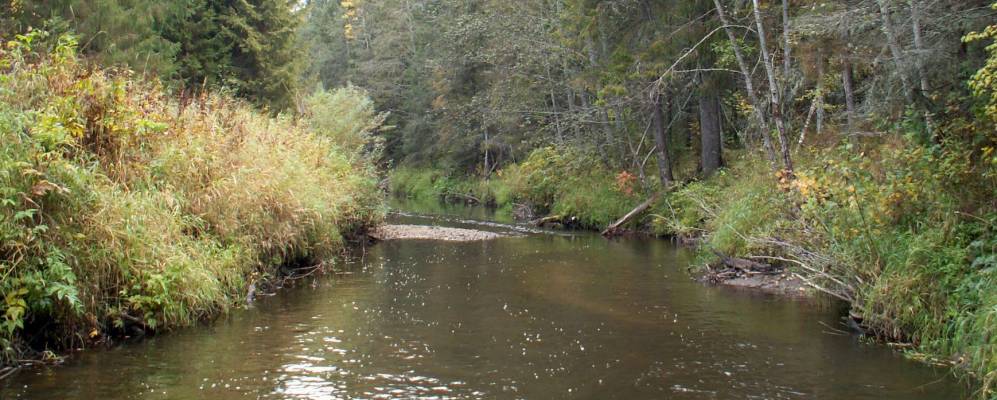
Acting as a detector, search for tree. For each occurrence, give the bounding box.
[1,0,304,111]
[699,79,723,176]
[1,0,181,77]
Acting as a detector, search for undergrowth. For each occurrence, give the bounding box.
[0,32,384,363]
[391,147,641,229]
[653,137,996,396]
[391,136,995,396]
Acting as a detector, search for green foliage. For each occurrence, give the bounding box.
[965,4,997,127]
[0,33,383,363]
[1,0,304,111]
[794,140,995,396]
[1,0,182,77]
[304,86,387,158]
[390,167,502,206]
[643,138,996,396]
[392,147,646,229]
[496,147,633,228]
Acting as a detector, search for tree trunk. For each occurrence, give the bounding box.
[877,0,914,104]
[782,0,792,79]
[713,0,777,170]
[782,0,793,79]
[781,0,793,128]
[483,129,490,177]
[581,92,610,166]
[546,62,564,145]
[800,48,825,147]
[600,109,617,166]
[751,0,794,174]
[700,88,723,176]
[602,192,662,236]
[585,34,617,166]
[838,4,858,138]
[911,0,930,99]
[554,0,580,140]
[842,44,857,136]
[910,0,936,139]
[652,92,674,186]
[816,47,825,135]
[565,84,580,139]
[614,104,629,163]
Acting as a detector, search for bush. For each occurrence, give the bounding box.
[390,146,644,229]
[304,86,387,159]
[793,139,995,393]
[0,33,384,363]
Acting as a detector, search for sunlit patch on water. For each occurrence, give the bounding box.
[271,365,474,399]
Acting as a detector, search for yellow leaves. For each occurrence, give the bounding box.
[731,92,754,117]
[344,24,356,41]
[341,0,361,40]
[791,172,821,199]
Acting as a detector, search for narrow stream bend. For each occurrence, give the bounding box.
[0,200,968,399]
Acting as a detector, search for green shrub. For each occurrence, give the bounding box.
[0,33,384,363]
[304,86,387,159]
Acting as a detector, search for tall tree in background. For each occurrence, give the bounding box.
[1,0,181,76]
[220,0,303,111]
[297,0,993,184]
[699,77,723,176]
[1,0,303,111]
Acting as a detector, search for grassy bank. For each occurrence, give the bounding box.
[391,137,996,394]
[0,33,384,363]
[391,147,643,229]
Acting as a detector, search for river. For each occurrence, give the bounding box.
[0,199,968,399]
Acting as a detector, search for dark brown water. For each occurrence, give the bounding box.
[0,199,968,399]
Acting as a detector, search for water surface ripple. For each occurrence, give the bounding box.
[0,200,968,399]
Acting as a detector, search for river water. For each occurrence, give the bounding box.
[0,200,968,399]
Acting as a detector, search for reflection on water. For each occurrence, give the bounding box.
[0,201,969,399]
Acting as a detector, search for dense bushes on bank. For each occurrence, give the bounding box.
[0,33,384,363]
[391,147,641,229]
[391,135,996,393]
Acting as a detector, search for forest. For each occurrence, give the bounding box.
[0,0,996,398]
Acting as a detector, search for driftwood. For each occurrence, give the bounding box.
[444,192,481,204]
[0,366,20,381]
[530,215,564,226]
[602,192,662,236]
[711,250,779,274]
[713,250,781,273]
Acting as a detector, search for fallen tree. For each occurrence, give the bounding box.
[602,192,662,236]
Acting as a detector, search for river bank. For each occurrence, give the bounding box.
[0,35,384,367]
[1,204,971,398]
[389,140,996,396]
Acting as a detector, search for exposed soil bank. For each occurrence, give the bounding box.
[369,224,507,241]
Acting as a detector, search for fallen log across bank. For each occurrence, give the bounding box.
[602,192,662,236]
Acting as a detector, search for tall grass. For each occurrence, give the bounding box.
[395,137,995,395]
[653,139,995,396]
[0,32,384,362]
